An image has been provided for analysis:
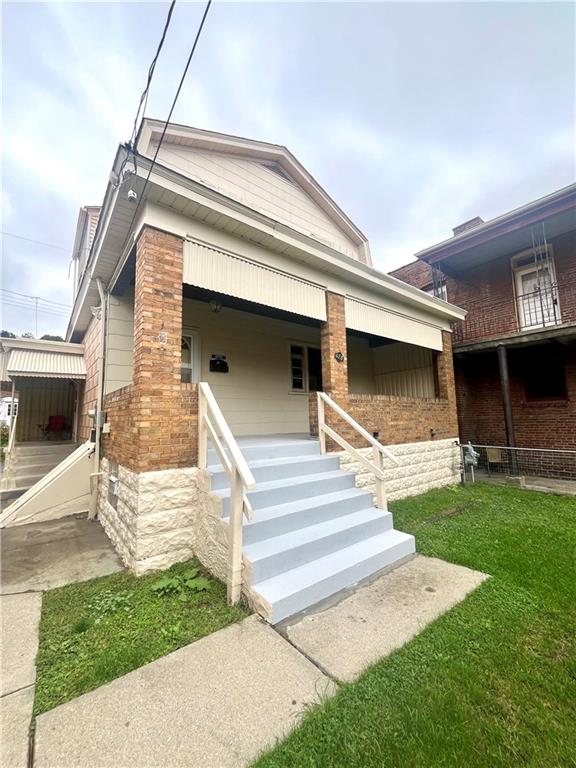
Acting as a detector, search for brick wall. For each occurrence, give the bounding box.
[102,226,199,474]
[311,330,459,447]
[389,260,433,291]
[78,313,101,441]
[456,342,576,450]
[321,292,348,395]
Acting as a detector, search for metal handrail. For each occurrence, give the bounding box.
[317,391,399,510]
[198,382,255,604]
[5,407,18,468]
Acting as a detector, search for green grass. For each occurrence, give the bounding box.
[256,483,576,768]
[34,559,247,715]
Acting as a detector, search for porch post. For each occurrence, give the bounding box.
[131,226,186,473]
[497,344,518,474]
[9,380,15,433]
[320,292,348,397]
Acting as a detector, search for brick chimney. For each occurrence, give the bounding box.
[452,216,484,237]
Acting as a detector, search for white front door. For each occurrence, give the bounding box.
[514,263,558,330]
[181,330,200,383]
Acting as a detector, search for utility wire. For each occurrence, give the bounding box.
[1,288,71,308]
[1,231,69,251]
[125,0,212,239]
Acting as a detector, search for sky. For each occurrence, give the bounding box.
[2,0,574,337]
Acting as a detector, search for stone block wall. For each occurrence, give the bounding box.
[97,457,229,577]
[339,437,460,502]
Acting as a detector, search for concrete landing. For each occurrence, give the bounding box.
[34,616,335,768]
[283,554,488,682]
[1,516,123,594]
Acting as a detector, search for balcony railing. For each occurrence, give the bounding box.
[452,282,572,345]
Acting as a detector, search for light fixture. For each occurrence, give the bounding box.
[127,189,138,203]
[209,299,222,313]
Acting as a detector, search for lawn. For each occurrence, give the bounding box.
[34,558,247,715]
[256,483,576,768]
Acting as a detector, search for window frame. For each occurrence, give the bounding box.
[181,327,201,384]
[510,244,561,330]
[288,341,321,394]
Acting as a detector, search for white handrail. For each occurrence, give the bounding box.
[5,407,18,469]
[198,382,255,604]
[317,391,399,510]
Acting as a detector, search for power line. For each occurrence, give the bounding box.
[1,231,69,251]
[1,289,71,309]
[125,0,212,239]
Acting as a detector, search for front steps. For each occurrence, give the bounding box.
[207,436,415,624]
[2,442,79,492]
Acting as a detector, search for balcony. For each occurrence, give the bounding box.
[452,282,573,346]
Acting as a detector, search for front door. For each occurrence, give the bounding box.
[181,330,200,383]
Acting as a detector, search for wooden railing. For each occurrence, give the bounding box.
[198,382,256,604]
[317,391,399,510]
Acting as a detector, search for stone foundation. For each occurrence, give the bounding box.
[339,437,460,502]
[97,457,229,577]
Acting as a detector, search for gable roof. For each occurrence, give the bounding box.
[136,119,372,264]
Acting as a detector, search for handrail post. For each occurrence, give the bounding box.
[317,392,326,454]
[372,445,386,509]
[198,385,208,469]
[228,468,243,604]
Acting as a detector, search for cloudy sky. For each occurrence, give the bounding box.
[2,0,574,337]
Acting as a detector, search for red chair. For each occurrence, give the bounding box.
[40,415,70,440]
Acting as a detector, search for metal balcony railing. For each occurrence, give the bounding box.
[452,282,573,345]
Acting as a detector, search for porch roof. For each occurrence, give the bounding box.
[0,339,86,380]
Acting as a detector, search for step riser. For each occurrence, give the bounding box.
[246,514,393,582]
[210,456,340,490]
[243,492,374,544]
[221,473,356,516]
[267,536,416,624]
[13,460,64,474]
[13,444,77,456]
[207,441,320,465]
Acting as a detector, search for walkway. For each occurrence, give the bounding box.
[0,516,123,768]
[30,555,486,768]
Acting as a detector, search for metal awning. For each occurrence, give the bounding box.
[6,349,86,379]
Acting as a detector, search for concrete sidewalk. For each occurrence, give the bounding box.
[34,616,335,768]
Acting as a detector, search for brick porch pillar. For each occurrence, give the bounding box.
[320,292,348,396]
[131,226,186,472]
[435,330,459,437]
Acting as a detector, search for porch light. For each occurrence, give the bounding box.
[209,299,222,313]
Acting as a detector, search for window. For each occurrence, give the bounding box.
[519,347,567,402]
[511,246,560,330]
[424,283,448,301]
[290,344,322,392]
[181,330,200,383]
[6,401,17,417]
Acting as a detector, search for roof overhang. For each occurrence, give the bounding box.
[67,140,467,342]
[415,183,576,271]
[0,339,85,381]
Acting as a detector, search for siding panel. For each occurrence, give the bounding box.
[345,296,443,351]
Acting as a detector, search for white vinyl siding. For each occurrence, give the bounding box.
[373,343,436,398]
[155,145,361,259]
[183,241,327,321]
[104,289,134,395]
[183,298,320,435]
[345,296,444,351]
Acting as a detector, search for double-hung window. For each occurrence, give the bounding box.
[290,343,322,393]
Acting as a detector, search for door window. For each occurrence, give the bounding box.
[512,250,559,330]
[181,330,200,383]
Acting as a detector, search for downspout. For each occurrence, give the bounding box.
[88,277,108,518]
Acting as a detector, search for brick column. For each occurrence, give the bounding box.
[435,330,459,437]
[321,292,348,396]
[131,226,188,472]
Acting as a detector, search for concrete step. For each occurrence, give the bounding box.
[244,507,392,582]
[13,443,78,460]
[12,457,67,475]
[243,488,375,545]
[252,529,416,624]
[207,438,320,466]
[215,470,356,517]
[208,454,340,491]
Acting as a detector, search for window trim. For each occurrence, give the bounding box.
[288,340,321,394]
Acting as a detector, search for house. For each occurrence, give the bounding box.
[391,184,576,456]
[2,120,467,622]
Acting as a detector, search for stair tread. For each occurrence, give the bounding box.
[253,529,414,601]
[244,506,388,561]
[214,470,350,500]
[247,487,373,524]
[207,453,334,474]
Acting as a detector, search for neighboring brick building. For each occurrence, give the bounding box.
[391,183,576,451]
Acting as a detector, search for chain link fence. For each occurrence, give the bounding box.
[459,443,576,488]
